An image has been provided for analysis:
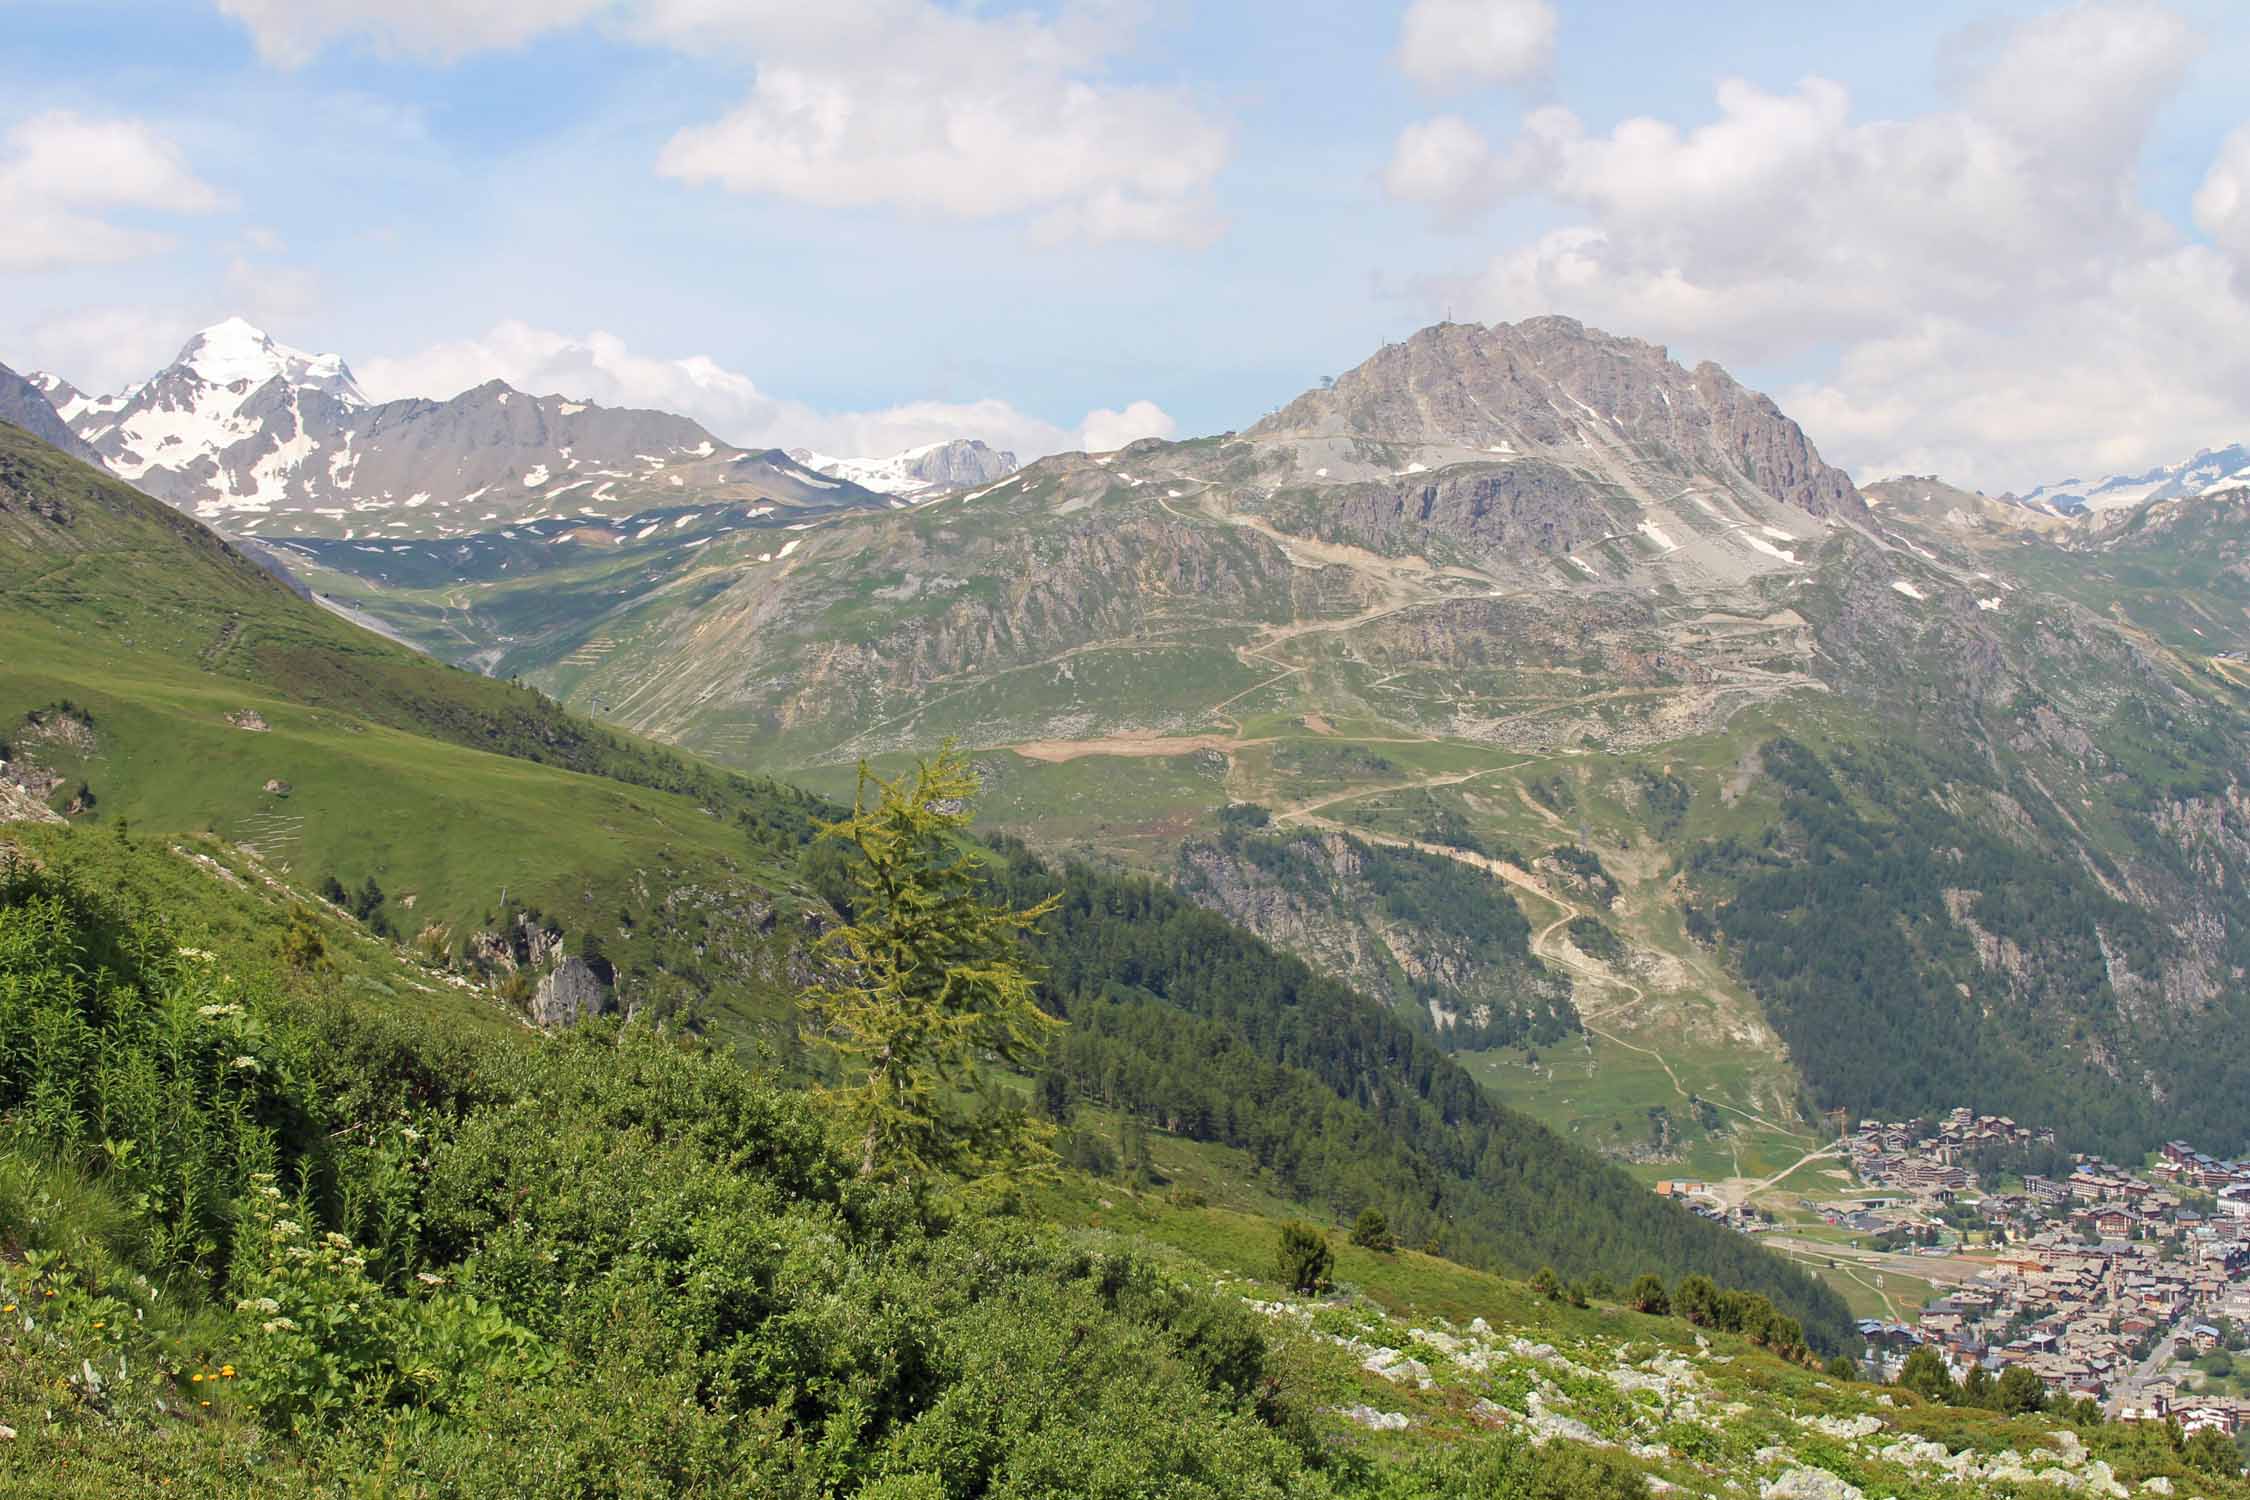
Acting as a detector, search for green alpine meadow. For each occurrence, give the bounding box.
[13,5,2250,1492]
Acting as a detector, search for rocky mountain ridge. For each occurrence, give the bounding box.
[33,318,888,539]
[0,360,105,467]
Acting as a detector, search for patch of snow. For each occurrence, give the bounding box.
[1891,579,1927,601]
[404,492,431,508]
[674,514,696,529]
[1977,597,2001,611]
[1638,520,1678,551]
[521,465,550,488]
[1760,525,1797,541]
[1569,556,1598,575]
[1314,466,1330,477]
[1743,534,1800,564]
[558,401,588,415]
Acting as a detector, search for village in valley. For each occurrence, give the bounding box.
[1660,1107,2250,1439]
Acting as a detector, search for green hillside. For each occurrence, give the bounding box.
[0,425,1859,1338]
[0,421,830,1035]
[12,821,2246,1497]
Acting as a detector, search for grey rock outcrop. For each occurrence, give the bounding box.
[532,956,612,1027]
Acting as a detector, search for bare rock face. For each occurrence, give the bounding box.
[227,710,271,732]
[1252,317,1865,521]
[532,956,612,1027]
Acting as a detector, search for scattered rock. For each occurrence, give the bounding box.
[226,709,271,732]
[2141,1478,2173,1495]
[1360,1348,1433,1387]
[0,781,64,826]
[1760,1469,1863,1500]
[1338,1404,1410,1431]
[1805,1414,1883,1440]
[20,706,97,753]
[1524,1390,1606,1447]
[262,778,291,796]
[531,956,613,1027]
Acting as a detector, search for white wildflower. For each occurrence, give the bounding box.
[230,1055,259,1073]
[176,947,216,962]
[260,1316,300,1334]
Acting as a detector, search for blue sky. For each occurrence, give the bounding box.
[6,0,2250,488]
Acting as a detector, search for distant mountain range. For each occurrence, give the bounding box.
[14,319,901,539]
[787,438,1018,500]
[16,309,2250,1178]
[5,320,1027,538]
[2005,443,2250,516]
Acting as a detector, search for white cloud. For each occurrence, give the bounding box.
[2195,125,2250,280]
[0,111,227,272]
[7,306,195,395]
[1381,115,1496,223]
[648,4,1230,248]
[1396,0,1557,89]
[1388,0,2238,490]
[208,0,1231,247]
[354,321,1168,460]
[213,0,609,66]
[1079,400,1177,452]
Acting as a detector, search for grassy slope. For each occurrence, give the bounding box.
[0,422,826,1032]
[11,828,2240,1499]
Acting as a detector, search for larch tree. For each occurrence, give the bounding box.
[803,743,1062,1188]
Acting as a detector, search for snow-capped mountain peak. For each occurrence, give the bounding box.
[2010,443,2250,516]
[175,317,365,406]
[784,437,1017,499]
[25,370,91,422]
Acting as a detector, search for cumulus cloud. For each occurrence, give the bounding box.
[213,0,610,66]
[5,305,199,395]
[1079,400,1177,452]
[2196,125,2250,280]
[210,0,1230,247]
[0,111,227,272]
[1396,0,1557,89]
[1386,0,2240,490]
[353,321,1169,460]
